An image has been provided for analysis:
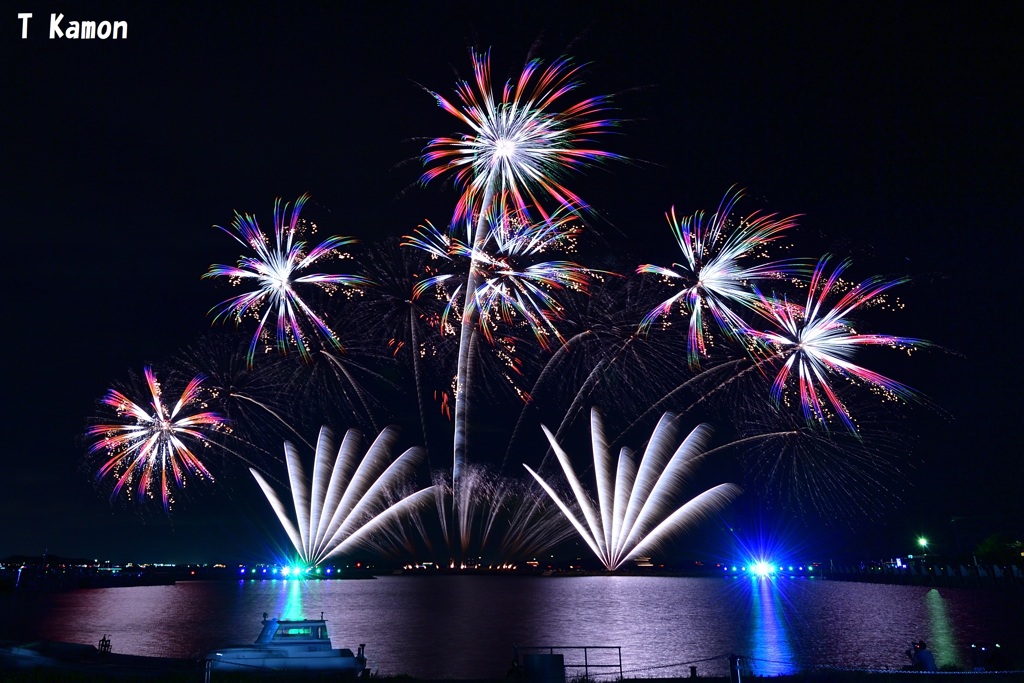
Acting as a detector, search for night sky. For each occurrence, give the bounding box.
[3,2,1020,564]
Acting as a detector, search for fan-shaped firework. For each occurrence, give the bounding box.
[751,256,927,432]
[404,204,591,350]
[525,409,741,570]
[86,365,228,511]
[250,425,435,567]
[204,193,370,364]
[638,189,801,367]
[421,49,619,224]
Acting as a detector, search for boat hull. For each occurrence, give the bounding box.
[208,646,365,674]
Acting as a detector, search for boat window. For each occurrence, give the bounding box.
[278,626,313,638]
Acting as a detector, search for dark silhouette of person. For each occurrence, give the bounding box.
[906,640,937,671]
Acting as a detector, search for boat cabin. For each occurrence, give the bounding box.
[255,614,332,647]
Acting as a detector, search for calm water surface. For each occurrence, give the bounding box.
[3,576,1021,678]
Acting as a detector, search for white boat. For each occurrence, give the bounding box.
[207,613,367,675]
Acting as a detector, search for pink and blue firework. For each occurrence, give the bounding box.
[204,194,369,363]
[87,366,227,511]
[421,49,620,225]
[751,257,927,432]
[637,188,802,367]
[403,203,591,349]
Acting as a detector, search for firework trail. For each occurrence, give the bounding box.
[638,188,802,367]
[86,365,228,511]
[250,425,435,567]
[204,194,370,364]
[430,465,575,566]
[750,256,927,432]
[502,328,595,469]
[505,274,691,474]
[610,356,756,450]
[281,342,398,438]
[526,409,741,570]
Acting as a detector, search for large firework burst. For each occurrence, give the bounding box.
[751,256,927,432]
[204,193,369,364]
[638,189,802,367]
[86,365,228,511]
[421,49,620,225]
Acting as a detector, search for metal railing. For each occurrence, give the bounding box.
[517,645,623,681]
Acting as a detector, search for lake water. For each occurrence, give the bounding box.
[2,575,1021,678]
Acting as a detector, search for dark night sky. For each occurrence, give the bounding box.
[3,2,1021,563]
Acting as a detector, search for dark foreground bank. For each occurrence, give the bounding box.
[2,672,1024,683]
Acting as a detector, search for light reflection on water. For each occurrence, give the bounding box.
[924,588,962,668]
[744,575,795,675]
[2,576,1020,679]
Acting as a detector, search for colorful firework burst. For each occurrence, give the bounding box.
[204,193,369,364]
[403,203,592,350]
[750,256,927,432]
[637,188,802,367]
[86,365,228,511]
[421,49,620,225]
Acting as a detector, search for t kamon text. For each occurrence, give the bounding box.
[18,13,128,40]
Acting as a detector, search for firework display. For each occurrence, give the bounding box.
[418,51,621,488]
[82,49,938,567]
